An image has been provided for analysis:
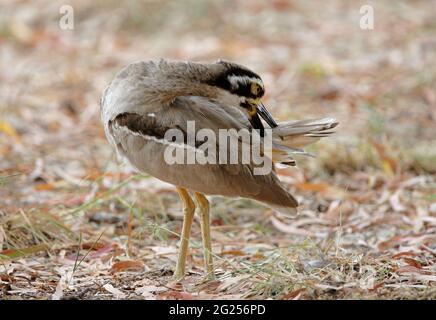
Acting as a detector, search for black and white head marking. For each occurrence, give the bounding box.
[208,61,265,99]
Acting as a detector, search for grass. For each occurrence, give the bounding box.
[1,172,435,299]
[1,0,435,300]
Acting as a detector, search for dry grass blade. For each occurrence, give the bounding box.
[1,0,435,300]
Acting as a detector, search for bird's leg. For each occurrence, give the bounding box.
[174,187,196,280]
[194,192,214,279]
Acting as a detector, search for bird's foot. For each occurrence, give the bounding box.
[166,272,186,290]
[171,271,185,283]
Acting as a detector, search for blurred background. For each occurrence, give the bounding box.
[0,0,435,299]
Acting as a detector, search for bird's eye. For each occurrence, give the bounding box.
[250,82,263,97]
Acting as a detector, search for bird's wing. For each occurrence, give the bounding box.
[107,96,298,214]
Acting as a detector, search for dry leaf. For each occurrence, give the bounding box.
[221,250,245,256]
[135,285,167,299]
[377,236,403,251]
[295,182,329,192]
[0,244,48,260]
[103,284,126,299]
[110,260,144,274]
[0,121,20,139]
[281,288,305,300]
[367,281,385,292]
[403,258,422,269]
[324,200,353,222]
[88,244,123,261]
[389,191,406,212]
[372,141,397,175]
[149,246,177,255]
[392,251,419,259]
[52,278,66,300]
[81,242,107,250]
[395,266,426,275]
[157,290,195,300]
[270,216,321,237]
[35,183,55,191]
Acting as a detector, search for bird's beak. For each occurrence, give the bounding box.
[256,102,278,128]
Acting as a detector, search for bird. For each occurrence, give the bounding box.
[100,59,338,280]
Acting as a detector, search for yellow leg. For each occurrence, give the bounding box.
[174,187,196,280]
[194,192,214,279]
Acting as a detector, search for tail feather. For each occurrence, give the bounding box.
[252,117,337,217]
[271,117,338,165]
[274,117,338,140]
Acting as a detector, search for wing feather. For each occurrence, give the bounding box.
[107,96,298,211]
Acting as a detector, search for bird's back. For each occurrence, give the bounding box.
[105,93,299,214]
[101,60,337,216]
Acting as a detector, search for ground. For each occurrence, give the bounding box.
[0,0,435,300]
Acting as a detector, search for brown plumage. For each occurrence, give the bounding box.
[101,59,338,280]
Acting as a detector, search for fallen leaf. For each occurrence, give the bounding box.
[52,278,66,300]
[295,182,329,192]
[281,288,305,300]
[377,236,403,251]
[317,86,340,101]
[88,244,123,261]
[221,250,245,256]
[409,274,436,282]
[157,290,195,300]
[270,216,321,237]
[103,284,126,299]
[251,252,265,260]
[35,183,55,191]
[324,200,353,222]
[81,242,107,250]
[403,258,422,269]
[395,266,420,274]
[372,141,397,175]
[392,251,419,259]
[149,246,177,255]
[389,191,406,212]
[368,281,385,292]
[9,19,35,44]
[381,159,395,176]
[218,275,251,291]
[0,244,48,260]
[110,260,144,274]
[0,273,13,282]
[135,285,167,299]
[0,120,20,140]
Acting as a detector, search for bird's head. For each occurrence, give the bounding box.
[206,60,278,131]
